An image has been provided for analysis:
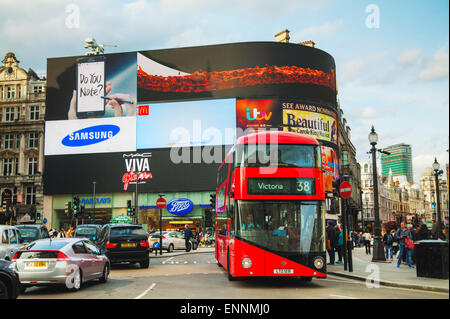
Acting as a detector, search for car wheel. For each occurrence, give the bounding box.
[99,264,109,283]
[66,268,82,291]
[0,280,8,299]
[140,259,150,269]
[167,244,174,253]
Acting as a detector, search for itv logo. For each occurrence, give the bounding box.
[246,108,272,121]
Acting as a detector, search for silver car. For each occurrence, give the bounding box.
[10,238,110,292]
[0,225,25,261]
[149,231,186,252]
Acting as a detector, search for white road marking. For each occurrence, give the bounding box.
[329,294,356,299]
[135,283,156,299]
[184,261,188,264]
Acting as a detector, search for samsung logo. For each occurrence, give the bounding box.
[62,125,120,147]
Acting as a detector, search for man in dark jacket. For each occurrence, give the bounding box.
[326,221,337,265]
[184,224,192,252]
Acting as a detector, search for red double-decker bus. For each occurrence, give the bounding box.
[215,131,326,281]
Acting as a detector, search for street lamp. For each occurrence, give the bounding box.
[432,158,443,239]
[368,125,386,262]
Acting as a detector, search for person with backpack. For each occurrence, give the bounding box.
[395,222,414,268]
[335,225,344,264]
[383,228,394,261]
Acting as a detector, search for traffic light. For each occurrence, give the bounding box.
[36,211,41,221]
[87,213,92,221]
[210,194,216,212]
[332,178,341,196]
[73,196,80,216]
[65,201,72,217]
[79,205,85,218]
[127,200,133,216]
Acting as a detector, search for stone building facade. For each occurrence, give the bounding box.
[0,52,46,223]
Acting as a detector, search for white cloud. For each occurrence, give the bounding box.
[419,47,449,81]
[397,48,422,65]
[292,20,344,42]
[360,106,377,119]
[413,151,449,182]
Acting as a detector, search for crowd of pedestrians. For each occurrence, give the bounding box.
[326,220,449,269]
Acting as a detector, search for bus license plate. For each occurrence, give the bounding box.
[273,269,294,274]
[121,243,136,248]
[25,262,47,269]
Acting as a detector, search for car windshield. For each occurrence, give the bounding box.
[235,200,325,253]
[110,227,147,237]
[16,227,40,241]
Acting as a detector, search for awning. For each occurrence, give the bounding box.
[110,215,132,224]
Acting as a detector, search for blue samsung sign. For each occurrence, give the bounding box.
[167,198,194,216]
[62,125,120,147]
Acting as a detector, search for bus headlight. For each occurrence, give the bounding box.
[313,257,324,270]
[241,258,252,269]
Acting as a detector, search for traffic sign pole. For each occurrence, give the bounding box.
[156,196,167,256]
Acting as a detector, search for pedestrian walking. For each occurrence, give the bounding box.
[184,224,192,252]
[335,225,343,264]
[326,221,337,265]
[362,229,372,255]
[395,222,414,268]
[382,228,394,261]
[391,229,399,255]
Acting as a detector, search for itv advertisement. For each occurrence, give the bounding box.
[44,42,337,195]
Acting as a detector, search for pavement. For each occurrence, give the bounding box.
[327,246,449,293]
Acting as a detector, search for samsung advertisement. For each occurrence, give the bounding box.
[44,42,337,195]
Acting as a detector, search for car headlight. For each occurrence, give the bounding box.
[313,257,324,270]
[241,258,252,269]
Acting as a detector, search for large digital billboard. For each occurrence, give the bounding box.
[136,99,236,149]
[44,42,337,195]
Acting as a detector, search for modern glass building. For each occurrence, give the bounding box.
[381,143,413,183]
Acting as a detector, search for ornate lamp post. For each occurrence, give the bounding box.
[368,126,386,261]
[432,158,443,239]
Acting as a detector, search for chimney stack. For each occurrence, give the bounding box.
[299,40,315,48]
[274,29,290,43]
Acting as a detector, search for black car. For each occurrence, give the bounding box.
[15,224,50,244]
[0,259,21,299]
[98,224,150,268]
[74,224,102,244]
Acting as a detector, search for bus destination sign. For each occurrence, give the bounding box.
[247,178,315,195]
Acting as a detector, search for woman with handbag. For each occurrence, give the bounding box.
[395,222,414,268]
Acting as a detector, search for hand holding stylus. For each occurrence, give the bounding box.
[67,81,135,119]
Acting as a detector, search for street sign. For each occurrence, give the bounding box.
[153,242,159,249]
[339,181,352,199]
[156,198,167,209]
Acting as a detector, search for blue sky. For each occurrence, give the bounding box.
[1,0,448,182]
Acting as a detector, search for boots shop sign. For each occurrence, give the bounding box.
[122,152,153,191]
